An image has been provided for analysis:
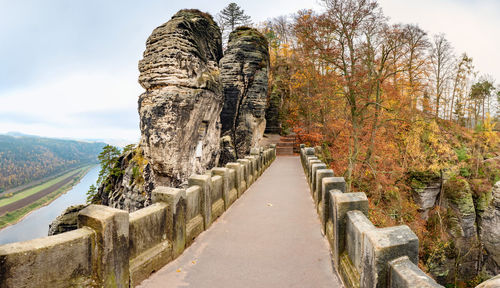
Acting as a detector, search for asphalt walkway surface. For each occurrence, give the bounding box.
[140,156,343,288]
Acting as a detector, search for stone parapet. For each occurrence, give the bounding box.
[300,145,446,288]
[0,145,276,287]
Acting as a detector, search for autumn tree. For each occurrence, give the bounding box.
[430,34,454,118]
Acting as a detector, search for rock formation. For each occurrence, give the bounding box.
[96,148,155,211]
[138,9,223,187]
[265,89,281,134]
[220,27,269,160]
[48,204,88,236]
[409,172,441,219]
[480,181,500,276]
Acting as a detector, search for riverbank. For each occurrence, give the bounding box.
[0,165,94,230]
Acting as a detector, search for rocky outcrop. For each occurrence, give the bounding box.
[480,181,500,276]
[96,148,155,212]
[409,172,442,219]
[265,88,281,134]
[138,9,223,187]
[429,177,481,284]
[48,204,87,236]
[220,27,269,158]
[218,135,237,166]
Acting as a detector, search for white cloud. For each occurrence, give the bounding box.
[0,69,142,142]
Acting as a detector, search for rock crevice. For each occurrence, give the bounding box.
[220,27,269,160]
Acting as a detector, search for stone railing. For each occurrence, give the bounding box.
[300,145,443,288]
[0,146,276,288]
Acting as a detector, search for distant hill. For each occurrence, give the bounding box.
[0,135,105,191]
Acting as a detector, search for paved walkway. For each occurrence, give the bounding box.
[140,156,343,288]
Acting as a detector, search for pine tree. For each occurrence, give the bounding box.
[218,3,252,32]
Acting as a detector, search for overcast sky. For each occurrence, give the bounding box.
[0,0,498,144]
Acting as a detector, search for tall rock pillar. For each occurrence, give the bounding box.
[220,27,270,159]
[138,10,223,187]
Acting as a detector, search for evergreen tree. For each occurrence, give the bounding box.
[96,145,121,185]
[217,3,252,32]
[87,144,121,203]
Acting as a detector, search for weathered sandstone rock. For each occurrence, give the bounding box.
[265,88,281,134]
[480,181,500,276]
[430,177,480,284]
[48,204,88,236]
[138,9,223,187]
[220,27,269,158]
[409,173,441,219]
[96,149,155,212]
[218,135,237,166]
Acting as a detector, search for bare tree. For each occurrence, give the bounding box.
[430,34,454,118]
[402,24,430,112]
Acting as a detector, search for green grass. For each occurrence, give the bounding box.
[0,167,92,229]
[0,166,89,207]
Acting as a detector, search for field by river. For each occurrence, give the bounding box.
[0,165,97,237]
[0,165,99,244]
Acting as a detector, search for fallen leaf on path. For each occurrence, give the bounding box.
[267,203,273,206]
[176,269,181,272]
[192,260,196,264]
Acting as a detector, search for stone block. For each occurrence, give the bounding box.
[211,169,230,209]
[185,186,201,221]
[303,155,314,172]
[129,203,173,286]
[245,156,258,180]
[128,203,169,259]
[152,187,187,258]
[250,147,260,156]
[332,192,369,269]
[78,204,130,287]
[188,175,212,229]
[346,210,375,273]
[255,155,262,176]
[301,147,315,166]
[185,186,203,246]
[315,169,334,206]
[320,177,346,232]
[237,158,252,187]
[389,256,443,288]
[227,168,238,206]
[361,225,419,288]
[209,175,225,221]
[226,162,245,196]
[307,159,321,180]
[311,163,327,194]
[210,175,223,203]
[0,228,95,287]
[476,275,500,288]
[304,147,315,155]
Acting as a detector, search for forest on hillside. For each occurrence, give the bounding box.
[257,0,500,285]
[0,135,105,192]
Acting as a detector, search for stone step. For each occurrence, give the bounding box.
[276,147,294,155]
[280,137,295,142]
[277,142,294,148]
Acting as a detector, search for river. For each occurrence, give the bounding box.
[0,165,99,245]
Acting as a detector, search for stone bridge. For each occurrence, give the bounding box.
[1,145,499,288]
